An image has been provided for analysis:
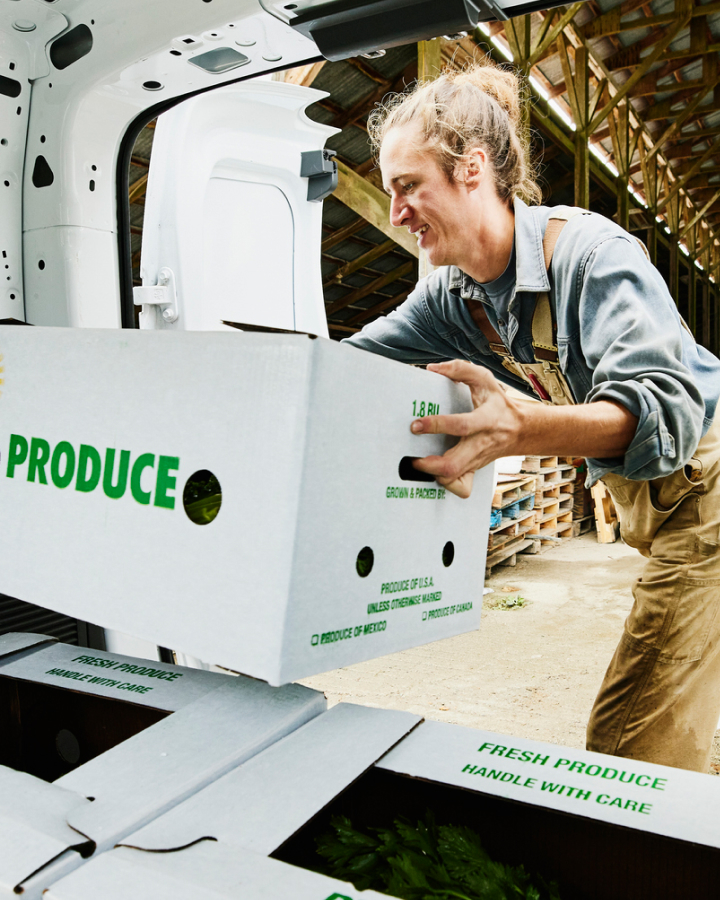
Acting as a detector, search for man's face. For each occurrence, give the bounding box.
[380,123,474,267]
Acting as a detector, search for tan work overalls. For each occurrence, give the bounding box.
[469,210,720,773]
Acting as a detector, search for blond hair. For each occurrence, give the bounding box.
[368,60,541,206]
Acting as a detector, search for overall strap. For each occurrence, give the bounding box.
[466,207,585,359]
[532,207,587,362]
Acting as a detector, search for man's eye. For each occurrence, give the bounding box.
[403,182,415,192]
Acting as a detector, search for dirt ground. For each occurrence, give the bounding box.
[300,532,720,775]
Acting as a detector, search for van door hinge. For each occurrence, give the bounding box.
[133,268,178,324]
[301,149,337,202]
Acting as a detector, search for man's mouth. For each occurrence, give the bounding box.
[415,224,429,237]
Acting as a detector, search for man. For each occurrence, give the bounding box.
[343,61,720,772]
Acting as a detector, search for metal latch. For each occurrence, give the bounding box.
[133,268,178,324]
[301,149,338,202]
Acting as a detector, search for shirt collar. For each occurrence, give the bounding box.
[447,198,550,299]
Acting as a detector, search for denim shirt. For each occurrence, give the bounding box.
[343,199,720,484]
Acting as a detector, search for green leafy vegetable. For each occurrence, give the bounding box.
[315,812,561,900]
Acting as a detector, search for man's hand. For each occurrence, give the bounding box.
[409,360,639,499]
[409,361,522,499]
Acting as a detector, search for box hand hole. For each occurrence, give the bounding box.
[398,457,435,483]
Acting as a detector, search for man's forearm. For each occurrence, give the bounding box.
[510,399,638,459]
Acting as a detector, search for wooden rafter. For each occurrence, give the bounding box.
[333,160,419,258]
[282,61,326,86]
[589,12,692,134]
[347,289,412,325]
[323,239,397,288]
[325,261,414,316]
[681,188,720,239]
[128,173,148,205]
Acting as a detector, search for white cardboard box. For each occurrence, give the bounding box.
[45,842,388,900]
[0,635,325,897]
[0,326,491,684]
[120,703,421,855]
[120,707,720,900]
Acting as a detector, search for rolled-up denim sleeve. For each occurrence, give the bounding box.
[578,236,705,482]
[341,280,458,365]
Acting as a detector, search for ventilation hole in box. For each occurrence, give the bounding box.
[40,134,46,143]
[0,75,21,98]
[183,470,222,525]
[442,541,455,567]
[38,260,45,270]
[50,24,93,70]
[3,181,9,188]
[55,729,81,765]
[170,49,182,56]
[91,164,97,171]
[356,546,374,578]
[8,63,15,71]
[32,155,54,187]
[16,106,21,115]
[89,179,95,191]
[1,139,7,146]
[143,80,163,91]
[398,456,435,483]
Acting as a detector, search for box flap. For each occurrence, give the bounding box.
[45,841,387,900]
[0,642,228,712]
[0,631,56,661]
[58,677,325,851]
[121,703,421,855]
[0,767,91,892]
[377,720,720,849]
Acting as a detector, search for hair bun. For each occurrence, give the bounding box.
[368,59,540,207]
[454,66,522,127]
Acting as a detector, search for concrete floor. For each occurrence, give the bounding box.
[300,532,720,772]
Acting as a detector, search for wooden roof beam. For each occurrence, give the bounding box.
[282,61,326,87]
[658,134,720,212]
[322,239,397,289]
[326,261,414,316]
[647,63,720,162]
[346,288,412,325]
[333,159,419,258]
[589,10,691,133]
[321,217,368,252]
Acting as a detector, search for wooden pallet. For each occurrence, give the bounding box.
[571,514,596,537]
[487,509,535,550]
[521,455,558,472]
[485,534,535,575]
[591,482,620,543]
[491,474,536,510]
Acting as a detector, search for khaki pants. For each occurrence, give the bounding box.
[587,415,720,772]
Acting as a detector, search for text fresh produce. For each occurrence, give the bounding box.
[6,433,179,509]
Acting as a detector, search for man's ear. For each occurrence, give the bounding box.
[458,147,487,190]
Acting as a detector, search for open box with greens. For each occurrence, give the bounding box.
[113,706,720,900]
[0,633,325,897]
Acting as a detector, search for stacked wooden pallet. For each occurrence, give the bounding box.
[519,456,576,550]
[484,473,537,576]
[571,458,597,537]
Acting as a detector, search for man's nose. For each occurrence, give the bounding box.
[390,195,411,228]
